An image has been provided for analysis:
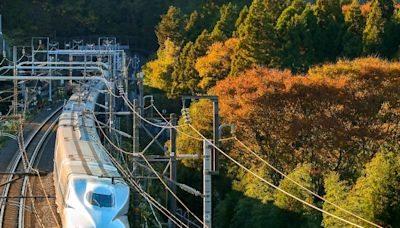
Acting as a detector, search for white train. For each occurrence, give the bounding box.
[54,80,130,228]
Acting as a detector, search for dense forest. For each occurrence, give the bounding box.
[1,0,400,227]
[143,0,400,227]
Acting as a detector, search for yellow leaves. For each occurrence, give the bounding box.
[195,38,238,90]
[143,39,180,91]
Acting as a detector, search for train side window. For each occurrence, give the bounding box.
[87,191,113,208]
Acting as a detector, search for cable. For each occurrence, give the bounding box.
[138,153,206,227]
[90,111,190,227]
[188,124,368,228]
[97,140,188,228]
[151,104,203,141]
[232,137,382,228]
[92,110,204,226]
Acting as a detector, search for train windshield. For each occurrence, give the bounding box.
[90,193,113,208]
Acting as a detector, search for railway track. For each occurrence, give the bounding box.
[0,106,63,228]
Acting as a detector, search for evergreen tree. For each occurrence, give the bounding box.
[185,10,203,41]
[233,5,249,37]
[211,3,240,41]
[171,30,212,96]
[171,41,193,96]
[264,0,294,21]
[275,0,308,72]
[313,0,345,62]
[296,4,318,69]
[155,6,185,49]
[230,0,276,76]
[343,0,365,58]
[363,0,396,56]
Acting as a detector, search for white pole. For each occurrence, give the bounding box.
[203,140,212,228]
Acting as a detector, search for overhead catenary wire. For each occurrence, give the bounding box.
[91,109,205,227]
[231,137,382,228]
[188,124,369,228]
[137,153,206,228]
[94,139,188,228]
[151,104,204,141]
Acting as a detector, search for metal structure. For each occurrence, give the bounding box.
[0,28,215,227]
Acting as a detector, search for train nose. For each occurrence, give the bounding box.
[64,209,96,228]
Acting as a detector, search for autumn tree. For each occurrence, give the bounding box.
[176,99,213,169]
[155,6,185,49]
[230,0,277,76]
[215,58,400,179]
[143,39,180,92]
[195,38,238,90]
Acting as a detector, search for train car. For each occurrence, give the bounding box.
[54,80,130,228]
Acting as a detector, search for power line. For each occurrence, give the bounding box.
[188,124,368,228]
[232,137,382,228]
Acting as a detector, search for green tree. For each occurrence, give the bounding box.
[233,5,249,37]
[321,172,351,227]
[155,6,185,49]
[313,0,345,62]
[171,42,193,96]
[343,0,365,58]
[274,163,315,213]
[363,0,396,56]
[211,3,240,41]
[274,163,320,227]
[171,30,213,96]
[275,0,310,72]
[230,0,277,76]
[185,10,203,41]
[344,148,400,227]
[264,0,293,21]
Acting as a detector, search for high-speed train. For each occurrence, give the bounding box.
[54,80,130,228]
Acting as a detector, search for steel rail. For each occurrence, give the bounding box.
[0,106,62,228]
[18,116,59,228]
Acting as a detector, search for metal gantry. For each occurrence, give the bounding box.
[0,30,215,227]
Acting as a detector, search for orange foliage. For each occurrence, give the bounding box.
[214,58,400,176]
[360,3,371,16]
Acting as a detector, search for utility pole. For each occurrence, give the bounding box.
[182,96,220,173]
[168,113,177,228]
[203,140,212,228]
[13,46,17,115]
[212,99,219,173]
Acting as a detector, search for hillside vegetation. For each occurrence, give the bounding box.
[178,57,400,227]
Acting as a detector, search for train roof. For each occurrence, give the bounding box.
[57,80,121,179]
